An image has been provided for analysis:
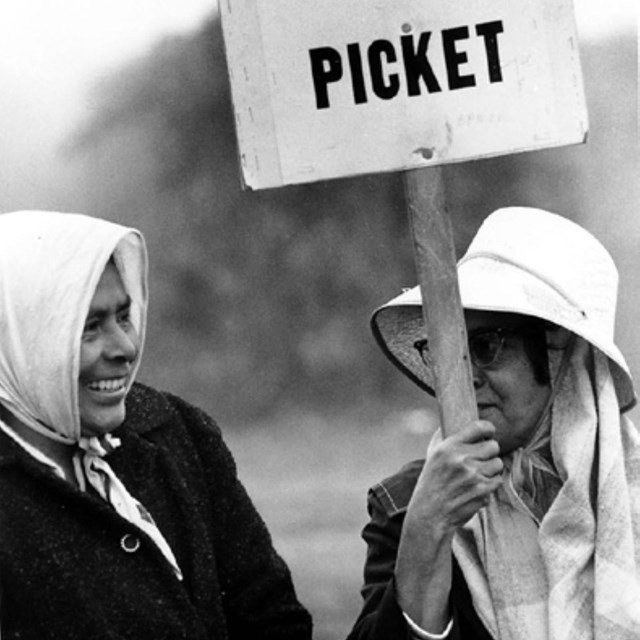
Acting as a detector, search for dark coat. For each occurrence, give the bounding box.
[0,383,312,640]
[347,460,492,640]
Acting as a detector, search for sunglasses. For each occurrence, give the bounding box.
[414,327,523,370]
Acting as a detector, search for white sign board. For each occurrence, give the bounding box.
[221,0,587,190]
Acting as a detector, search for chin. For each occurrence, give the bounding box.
[80,408,126,438]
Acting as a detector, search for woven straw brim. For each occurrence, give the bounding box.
[372,259,636,413]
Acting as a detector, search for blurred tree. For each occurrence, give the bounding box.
[67,16,637,423]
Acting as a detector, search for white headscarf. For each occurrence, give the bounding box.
[0,210,146,440]
[0,210,182,579]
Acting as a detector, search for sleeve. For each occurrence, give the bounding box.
[346,488,414,640]
[403,612,453,639]
[346,483,479,640]
[170,395,312,640]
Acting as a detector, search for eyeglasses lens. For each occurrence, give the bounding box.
[415,330,507,369]
[469,332,503,367]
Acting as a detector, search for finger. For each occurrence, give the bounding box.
[454,419,496,445]
[478,457,504,479]
[471,438,501,462]
[449,481,501,524]
[485,475,504,495]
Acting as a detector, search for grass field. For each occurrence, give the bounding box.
[223,406,438,640]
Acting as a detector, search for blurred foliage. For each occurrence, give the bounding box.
[65,16,638,423]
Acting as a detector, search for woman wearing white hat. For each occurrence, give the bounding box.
[347,208,640,639]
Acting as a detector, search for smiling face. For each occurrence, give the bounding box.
[78,261,139,437]
[466,310,551,455]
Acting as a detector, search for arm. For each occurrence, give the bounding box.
[348,421,502,640]
[396,420,502,633]
[347,475,420,640]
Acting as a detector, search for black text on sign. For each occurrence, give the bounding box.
[309,21,504,109]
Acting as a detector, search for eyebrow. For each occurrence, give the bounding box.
[86,295,132,320]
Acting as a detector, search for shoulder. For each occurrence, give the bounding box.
[118,383,236,488]
[124,382,177,427]
[123,382,219,437]
[368,459,424,517]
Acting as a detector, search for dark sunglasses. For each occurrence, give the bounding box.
[414,327,523,370]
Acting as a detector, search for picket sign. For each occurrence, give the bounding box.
[220,0,588,435]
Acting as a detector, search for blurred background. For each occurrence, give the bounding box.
[0,1,637,637]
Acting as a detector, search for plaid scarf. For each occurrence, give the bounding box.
[450,339,640,638]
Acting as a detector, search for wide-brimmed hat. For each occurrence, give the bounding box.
[371,207,636,412]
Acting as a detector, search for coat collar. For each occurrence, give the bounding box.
[118,382,177,435]
[0,427,28,468]
[0,382,173,469]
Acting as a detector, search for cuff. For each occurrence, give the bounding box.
[402,611,453,639]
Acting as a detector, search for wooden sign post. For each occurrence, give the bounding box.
[220,0,588,436]
[404,167,477,433]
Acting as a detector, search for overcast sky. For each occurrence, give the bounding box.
[0,1,213,91]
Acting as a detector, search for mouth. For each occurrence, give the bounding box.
[86,377,128,394]
[477,402,497,415]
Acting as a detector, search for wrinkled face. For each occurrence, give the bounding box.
[78,262,139,437]
[466,310,551,455]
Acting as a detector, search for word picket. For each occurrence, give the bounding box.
[310,21,504,109]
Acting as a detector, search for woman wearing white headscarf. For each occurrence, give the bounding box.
[347,208,640,640]
[0,210,311,640]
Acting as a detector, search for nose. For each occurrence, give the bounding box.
[105,324,138,362]
[472,361,484,389]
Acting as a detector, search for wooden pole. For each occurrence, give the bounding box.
[403,166,477,436]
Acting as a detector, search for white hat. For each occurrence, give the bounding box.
[372,207,636,412]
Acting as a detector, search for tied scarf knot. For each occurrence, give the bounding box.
[74,434,121,497]
[505,442,562,523]
[78,433,121,456]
